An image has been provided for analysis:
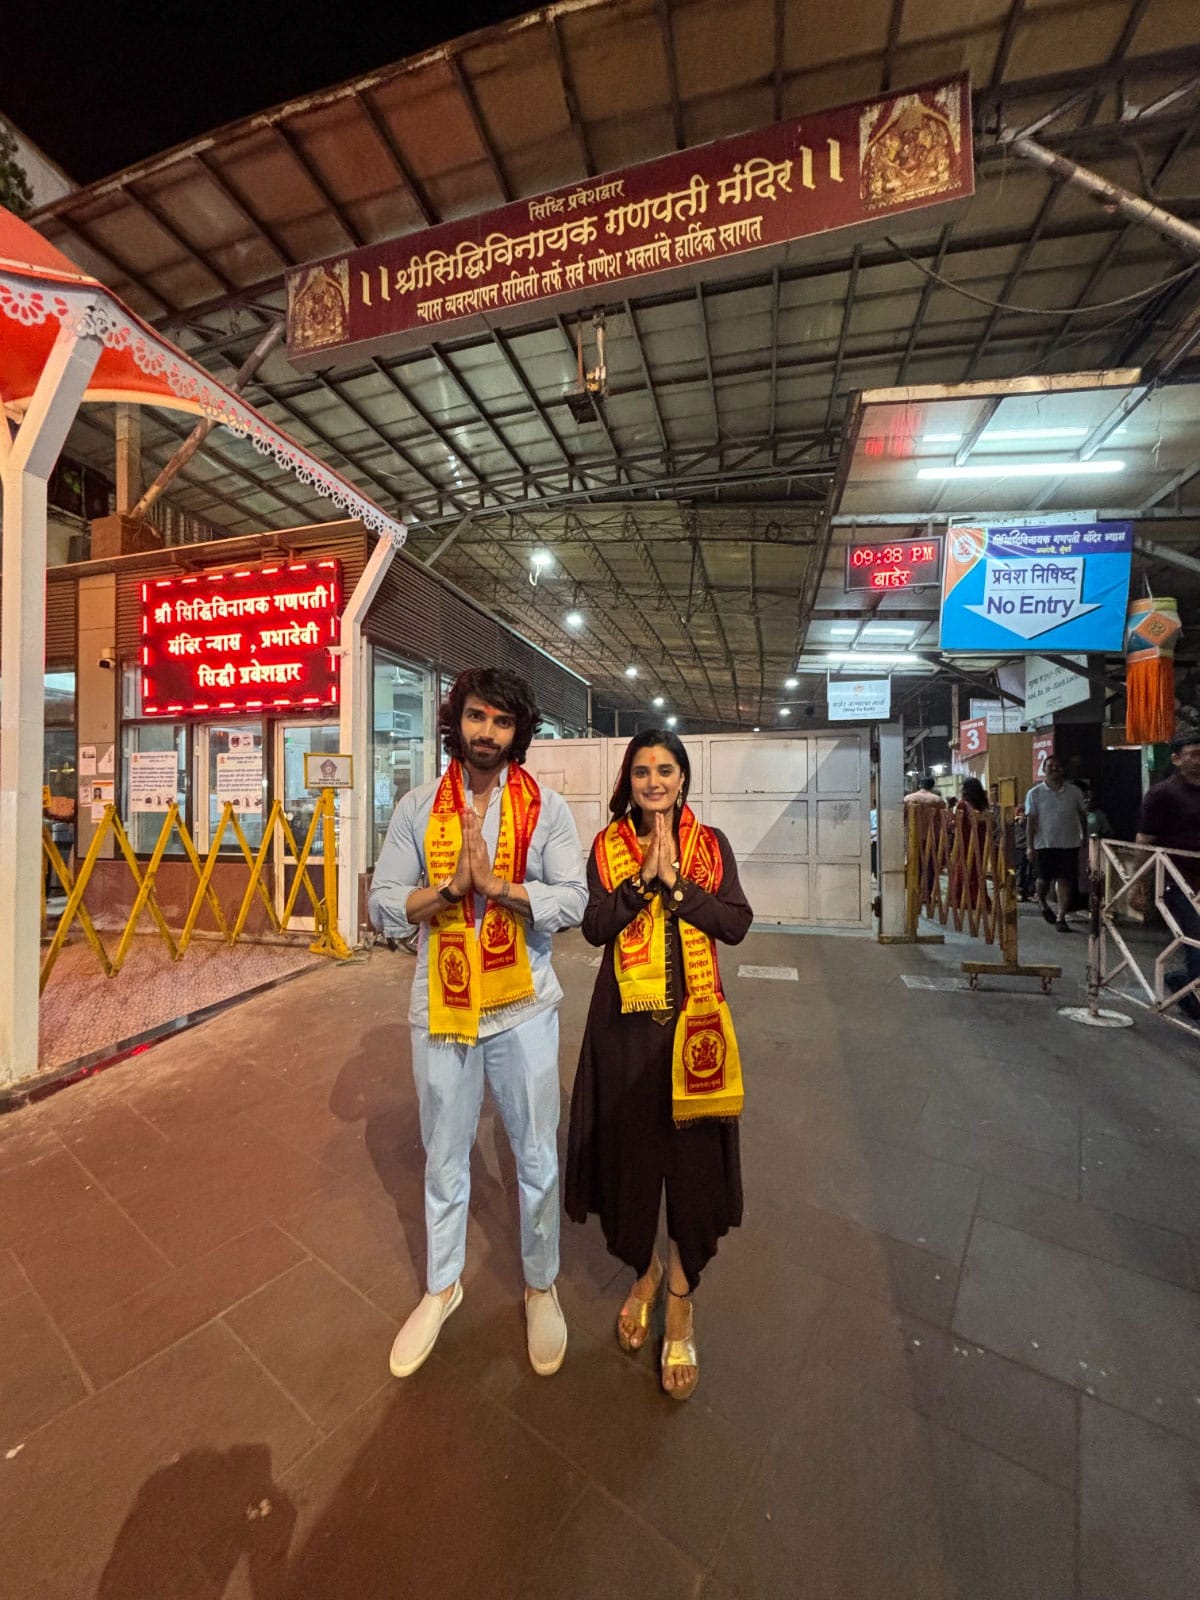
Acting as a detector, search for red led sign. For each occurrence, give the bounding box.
[140,561,342,716]
[845,536,943,593]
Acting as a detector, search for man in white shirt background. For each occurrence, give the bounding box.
[1024,756,1087,933]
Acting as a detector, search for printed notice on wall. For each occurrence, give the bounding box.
[89,779,114,822]
[129,750,179,812]
[215,750,263,813]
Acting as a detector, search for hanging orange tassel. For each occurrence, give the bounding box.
[1125,598,1181,744]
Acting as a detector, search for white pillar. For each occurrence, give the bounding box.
[336,534,397,946]
[876,718,907,940]
[0,325,101,1085]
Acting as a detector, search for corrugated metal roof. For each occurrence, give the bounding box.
[30,0,1200,726]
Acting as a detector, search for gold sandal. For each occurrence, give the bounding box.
[661,1288,698,1402]
[616,1256,663,1353]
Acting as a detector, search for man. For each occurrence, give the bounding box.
[1135,734,1200,1020]
[902,775,945,899]
[1024,757,1086,932]
[369,668,586,1378]
[902,774,943,810]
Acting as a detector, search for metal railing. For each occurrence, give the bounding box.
[905,804,1061,991]
[40,787,351,990]
[1085,837,1200,1031]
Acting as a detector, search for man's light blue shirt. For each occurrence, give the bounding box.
[367,766,587,1036]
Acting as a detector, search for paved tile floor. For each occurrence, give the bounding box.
[1,921,1198,1598]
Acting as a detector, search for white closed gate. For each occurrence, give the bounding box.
[525,730,870,929]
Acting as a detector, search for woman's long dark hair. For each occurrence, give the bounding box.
[438,668,541,764]
[960,776,989,812]
[609,729,691,827]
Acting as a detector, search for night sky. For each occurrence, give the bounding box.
[5,1,535,186]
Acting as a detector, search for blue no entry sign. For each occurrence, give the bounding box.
[938,522,1133,654]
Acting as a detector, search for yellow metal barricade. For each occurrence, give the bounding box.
[905,804,1060,992]
[40,787,351,991]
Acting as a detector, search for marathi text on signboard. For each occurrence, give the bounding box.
[1023,655,1092,720]
[939,523,1133,655]
[140,561,342,716]
[827,678,892,721]
[287,76,972,362]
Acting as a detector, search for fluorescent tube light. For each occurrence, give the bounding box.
[917,460,1124,481]
[823,651,926,666]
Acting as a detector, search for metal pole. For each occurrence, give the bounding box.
[132,321,284,520]
[1086,834,1103,1016]
[336,533,397,948]
[1003,133,1200,260]
[0,324,101,1085]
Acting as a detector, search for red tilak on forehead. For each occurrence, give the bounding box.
[464,699,512,719]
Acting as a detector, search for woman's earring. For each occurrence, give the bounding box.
[675,794,683,809]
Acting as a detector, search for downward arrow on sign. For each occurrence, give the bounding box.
[963,558,1101,641]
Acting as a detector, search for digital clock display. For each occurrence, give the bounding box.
[844,536,944,593]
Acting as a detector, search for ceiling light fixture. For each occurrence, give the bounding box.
[922,427,1089,445]
[823,650,925,666]
[779,707,791,717]
[784,676,799,689]
[666,715,678,727]
[564,610,583,628]
[916,460,1124,481]
[652,695,665,708]
[624,665,639,678]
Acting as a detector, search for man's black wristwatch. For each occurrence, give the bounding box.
[436,876,465,904]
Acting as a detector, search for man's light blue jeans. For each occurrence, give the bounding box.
[411,1008,561,1294]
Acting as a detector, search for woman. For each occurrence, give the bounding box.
[951,776,990,915]
[565,731,752,1401]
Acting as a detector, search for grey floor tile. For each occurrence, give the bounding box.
[1080,1399,1200,1600]
[0,1322,317,1600]
[807,1281,1078,1489]
[911,1115,1080,1199]
[920,1068,1080,1156]
[713,1367,1073,1600]
[279,1359,582,1600]
[776,1198,960,1326]
[0,1291,88,1444]
[514,1492,704,1600]
[504,1327,758,1568]
[978,1174,1196,1290]
[760,1133,981,1261]
[1079,1130,1200,1234]
[955,1218,1200,1445]
[222,1259,395,1431]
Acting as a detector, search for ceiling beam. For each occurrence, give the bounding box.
[447,52,512,202]
[353,88,437,226]
[192,152,294,267]
[881,0,906,94]
[546,15,594,178]
[657,0,685,150]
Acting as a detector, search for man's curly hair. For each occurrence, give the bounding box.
[439,668,541,765]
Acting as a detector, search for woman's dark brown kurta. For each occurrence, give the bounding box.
[565,827,752,1290]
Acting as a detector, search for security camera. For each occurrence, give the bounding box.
[97,648,117,671]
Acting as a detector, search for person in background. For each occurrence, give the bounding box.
[903,775,944,899]
[1024,757,1087,933]
[1013,806,1033,901]
[952,776,990,910]
[1135,734,1200,1022]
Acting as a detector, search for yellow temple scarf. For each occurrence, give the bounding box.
[596,806,744,1123]
[426,761,540,1045]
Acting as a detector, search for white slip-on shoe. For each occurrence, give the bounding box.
[525,1283,568,1376]
[388,1281,463,1378]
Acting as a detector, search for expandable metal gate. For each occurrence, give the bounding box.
[40,787,351,991]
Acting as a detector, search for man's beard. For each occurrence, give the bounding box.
[467,741,506,771]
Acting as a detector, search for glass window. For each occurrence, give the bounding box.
[206,722,265,849]
[535,716,562,740]
[121,722,187,854]
[372,653,431,864]
[44,671,77,800]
